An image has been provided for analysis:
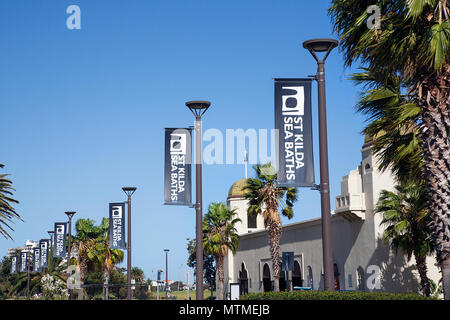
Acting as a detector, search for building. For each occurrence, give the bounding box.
[222,138,441,296]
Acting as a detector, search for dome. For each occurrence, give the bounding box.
[364,130,386,145]
[227,178,250,199]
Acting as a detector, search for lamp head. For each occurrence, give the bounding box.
[186,100,211,119]
[303,38,338,62]
[122,187,137,197]
[65,211,76,220]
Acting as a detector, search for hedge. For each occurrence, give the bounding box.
[241,291,436,300]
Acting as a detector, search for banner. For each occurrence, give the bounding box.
[109,203,126,250]
[39,239,49,269]
[19,251,28,273]
[33,247,41,272]
[274,79,315,187]
[163,128,192,206]
[10,255,18,274]
[54,222,67,258]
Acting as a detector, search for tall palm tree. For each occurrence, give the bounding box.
[375,181,434,296]
[329,0,450,299]
[350,68,423,183]
[0,164,21,240]
[95,218,124,299]
[203,202,240,300]
[71,219,102,283]
[95,218,124,281]
[244,163,298,292]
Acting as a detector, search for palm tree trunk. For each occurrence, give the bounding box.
[267,215,282,292]
[418,65,450,299]
[216,255,224,300]
[414,253,431,297]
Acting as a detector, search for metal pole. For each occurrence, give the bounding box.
[127,194,132,300]
[317,60,334,291]
[165,250,169,298]
[195,117,204,300]
[67,217,72,271]
[187,271,190,300]
[27,251,30,299]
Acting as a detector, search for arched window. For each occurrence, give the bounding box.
[238,263,249,295]
[292,261,303,288]
[248,214,257,229]
[262,263,272,292]
[357,266,365,291]
[307,266,314,290]
[279,269,286,291]
[334,263,341,290]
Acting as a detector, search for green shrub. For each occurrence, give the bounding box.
[241,291,436,300]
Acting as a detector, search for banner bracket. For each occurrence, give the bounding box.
[310,184,321,191]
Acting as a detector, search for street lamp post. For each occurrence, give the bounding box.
[122,186,136,300]
[26,245,31,300]
[164,249,169,298]
[186,100,211,300]
[303,38,338,291]
[47,230,54,274]
[65,212,76,271]
[65,211,76,299]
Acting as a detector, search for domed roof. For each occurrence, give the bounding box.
[228,178,250,199]
[364,130,386,144]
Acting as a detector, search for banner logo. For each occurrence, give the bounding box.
[275,79,315,187]
[282,86,305,115]
[20,251,28,273]
[33,248,41,272]
[54,223,67,258]
[109,203,126,249]
[164,128,192,206]
[40,239,49,268]
[11,255,17,274]
[170,133,187,155]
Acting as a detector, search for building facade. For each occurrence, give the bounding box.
[222,139,441,296]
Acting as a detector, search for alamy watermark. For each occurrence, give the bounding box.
[66,5,81,30]
[367,5,381,30]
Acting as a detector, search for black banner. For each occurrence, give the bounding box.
[19,251,28,273]
[109,203,126,249]
[10,255,18,274]
[164,128,192,206]
[39,239,49,269]
[33,247,41,272]
[54,222,67,258]
[275,79,315,187]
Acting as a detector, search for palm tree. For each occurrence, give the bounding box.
[244,163,298,292]
[202,202,240,300]
[71,219,102,284]
[0,164,21,240]
[375,181,434,296]
[95,218,124,299]
[329,0,450,299]
[96,218,124,280]
[350,68,423,183]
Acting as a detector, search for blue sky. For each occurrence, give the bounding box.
[0,0,367,282]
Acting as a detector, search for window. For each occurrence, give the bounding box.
[263,263,271,292]
[248,214,257,229]
[307,266,314,290]
[292,261,303,288]
[238,263,249,295]
[357,266,365,291]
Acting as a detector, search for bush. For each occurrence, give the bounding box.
[241,291,436,300]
